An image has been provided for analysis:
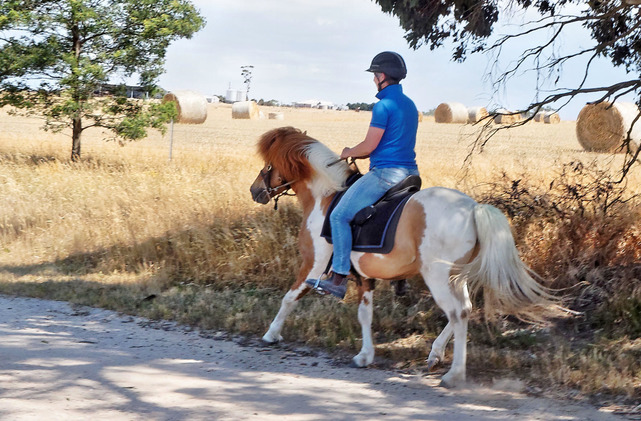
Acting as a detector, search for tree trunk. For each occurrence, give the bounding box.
[71,117,82,162]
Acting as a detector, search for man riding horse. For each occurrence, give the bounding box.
[306,51,420,299]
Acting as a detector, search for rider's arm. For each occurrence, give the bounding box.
[340,126,384,159]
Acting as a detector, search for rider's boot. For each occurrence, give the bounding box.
[305,271,348,299]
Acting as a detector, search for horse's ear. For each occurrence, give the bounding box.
[303,131,307,135]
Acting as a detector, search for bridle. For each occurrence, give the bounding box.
[258,158,358,210]
[260,164,297,210]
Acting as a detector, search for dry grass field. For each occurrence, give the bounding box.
[1,103,640,407]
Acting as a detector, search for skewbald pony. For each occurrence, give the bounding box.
[251,126,562,388]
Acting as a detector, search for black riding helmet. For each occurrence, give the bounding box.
[365,51,407,81]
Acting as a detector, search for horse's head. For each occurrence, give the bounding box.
[250,163,292,204]
[250,127,315,205]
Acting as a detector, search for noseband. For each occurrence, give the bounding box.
[260,164,297,210]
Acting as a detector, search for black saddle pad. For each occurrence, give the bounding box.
[321,174,421,254]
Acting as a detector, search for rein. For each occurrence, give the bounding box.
[272,187,297,210]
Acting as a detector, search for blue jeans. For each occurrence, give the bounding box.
[330,167,419,274]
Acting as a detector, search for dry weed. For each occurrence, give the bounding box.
[0,105,639,402]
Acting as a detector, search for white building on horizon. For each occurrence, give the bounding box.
[294,99,335,110]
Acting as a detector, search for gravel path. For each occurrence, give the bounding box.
[0,295,630,420]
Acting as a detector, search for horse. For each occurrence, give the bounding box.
[249,126,557,387]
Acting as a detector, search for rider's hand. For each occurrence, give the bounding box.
[340,147,351,159]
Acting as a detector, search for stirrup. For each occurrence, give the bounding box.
[305,276,330,295]
[309,273,348,300]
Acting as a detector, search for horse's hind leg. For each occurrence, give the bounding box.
[427,322,453,371]
[391,279,407,296]
[352,279,375,367]
[422,262,472,387]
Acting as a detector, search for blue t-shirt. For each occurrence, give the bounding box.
[369,84,418,170]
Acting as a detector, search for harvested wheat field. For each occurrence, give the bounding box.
[0,103,640,411]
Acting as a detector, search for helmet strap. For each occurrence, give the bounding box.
[376,73,388,92]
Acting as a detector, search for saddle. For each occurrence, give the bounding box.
[321,174,422,254]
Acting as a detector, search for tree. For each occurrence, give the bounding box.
[374,0,641,179]
[346,102,376,111]
[241,65,254,101]
[0,0,205,161]
[258,99,280,107]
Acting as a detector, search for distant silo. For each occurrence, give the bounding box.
[225,89,237,103]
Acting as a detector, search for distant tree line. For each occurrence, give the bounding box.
[257,99,280,106]
[346,102,376,111]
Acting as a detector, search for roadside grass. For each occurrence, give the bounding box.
[0,105,639,407]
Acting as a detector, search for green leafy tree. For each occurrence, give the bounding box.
[374,0,641,178]
[0,0,205,161]
[346,102,376,111]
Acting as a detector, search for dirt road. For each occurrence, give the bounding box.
[0,295,629,420]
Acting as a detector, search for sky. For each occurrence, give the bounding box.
[157,0,635,120]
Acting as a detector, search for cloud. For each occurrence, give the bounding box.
[158,0,633,120]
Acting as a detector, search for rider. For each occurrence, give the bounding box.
[306,51,420,299]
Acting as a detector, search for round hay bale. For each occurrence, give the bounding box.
[576,101,641,152]
[162,90,207,124]
[467,106,488,123]
[543,112,560,124]
[268,112,284,120]
[533,112,545,122]
[493,109,521,124]
[434,102,468,123]
[232,101,260,119]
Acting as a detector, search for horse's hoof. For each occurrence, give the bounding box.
[426,357,441,372]
[439,372,465,388]
[439,378,456,389]
[351,354,372,368]
[261,333,282,345]
[349,360,367,368]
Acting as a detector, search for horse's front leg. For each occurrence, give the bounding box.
[352,279,375,367]
[263,205,334,344]
[263,235,331,344]
[262,279,310,344]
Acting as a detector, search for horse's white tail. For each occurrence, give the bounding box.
[463,204,557,321]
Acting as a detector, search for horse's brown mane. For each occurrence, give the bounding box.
[257,126,316,182]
